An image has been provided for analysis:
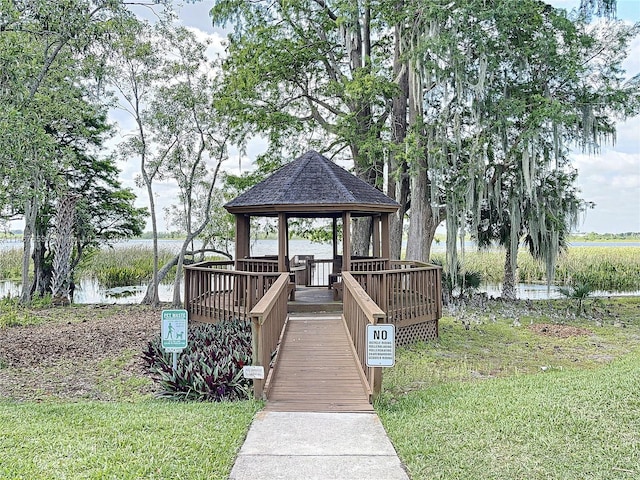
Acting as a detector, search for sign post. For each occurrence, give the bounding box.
[366,324,395,367]
[161,309,188,371]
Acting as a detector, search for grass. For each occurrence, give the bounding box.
[96,350,155,400]
[377,297,640,479]
[0,400,261,480]
[0,297,52,328]
[379,354,640,479]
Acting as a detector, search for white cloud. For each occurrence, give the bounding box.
[185,27,227,61]
[573,150,640,232]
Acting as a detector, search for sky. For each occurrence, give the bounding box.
[115,0,640,234]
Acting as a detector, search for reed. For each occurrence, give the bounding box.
[0,249,23,281]
[555,246,640,291]
[434,246,640,291]
[77,246,176,288]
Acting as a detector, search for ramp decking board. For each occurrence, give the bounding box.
[265,314,374,413]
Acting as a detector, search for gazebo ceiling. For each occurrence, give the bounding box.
[224,150,400,217]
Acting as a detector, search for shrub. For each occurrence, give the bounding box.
[143,319,253,401]
[0,298,41,328]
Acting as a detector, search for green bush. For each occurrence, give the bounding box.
[143,319,253,401]
[0,298,42,328]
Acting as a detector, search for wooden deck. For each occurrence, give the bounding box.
[265,313,374,413]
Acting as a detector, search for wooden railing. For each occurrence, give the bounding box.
[237,258,279,272]
[302,257,389,287]
[249,273,290,399]
[341,272,386,401]
[350,261,442,328]
[351,257,390,272]
[305,258,333,287]
[184,261,281,323]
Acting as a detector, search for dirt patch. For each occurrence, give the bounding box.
[529,323,592,338]
[0,304,162,401]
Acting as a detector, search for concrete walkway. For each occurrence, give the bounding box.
[229,411,409,480]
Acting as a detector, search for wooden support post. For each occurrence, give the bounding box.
[235,214,250,268]
[278,212,288,272]
[372,216,381,258]
[184,267,191,311]
[332,217,338,260]
[342,212,351,272]
[250,316,265,400]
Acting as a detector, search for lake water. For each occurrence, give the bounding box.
[1,238,638,303]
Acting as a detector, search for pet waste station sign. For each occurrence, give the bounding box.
[161,309,188,353]
[366,324,395,367]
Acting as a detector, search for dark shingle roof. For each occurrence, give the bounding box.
[224,150,399,216]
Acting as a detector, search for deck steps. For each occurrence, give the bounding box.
[288,286,343,313]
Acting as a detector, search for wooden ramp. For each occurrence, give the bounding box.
[265,313,374,413]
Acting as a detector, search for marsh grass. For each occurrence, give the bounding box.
[378,297,640,479]
[1,245,178,288]
[78,246,176,287]
[0,400,261,480]
[0,248,23,281]
[433,246,640,291]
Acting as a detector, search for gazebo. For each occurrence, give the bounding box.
[184,150,442,346]
[224,150,399,281]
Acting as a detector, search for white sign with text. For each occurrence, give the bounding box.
[366,324,395,367]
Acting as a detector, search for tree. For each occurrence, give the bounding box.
[108,18,173,305]
[211,0,396,255]
[107,20,237,306]
[451,2,640,298]
[0,0,161,303]
[148,25,233,306]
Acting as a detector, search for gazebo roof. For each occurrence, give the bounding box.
[224,150,399,217]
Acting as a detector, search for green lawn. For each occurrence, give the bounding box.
[2,298,639,479]
[0,400,261,480]
[378,298,640,479]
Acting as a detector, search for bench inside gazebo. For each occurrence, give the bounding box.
[184,150,442,408]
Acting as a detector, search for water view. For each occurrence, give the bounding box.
[1,238,639,303]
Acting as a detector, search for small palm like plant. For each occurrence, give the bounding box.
[558,282,593,316]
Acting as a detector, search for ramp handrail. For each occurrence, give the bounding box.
[248,272,290,400]
[341,271,386,400]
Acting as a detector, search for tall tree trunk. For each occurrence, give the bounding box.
[51,194,77,305]
[388,19,409,260]
[350,144,375,257]
[405,167,438,262]
[141,179,160,306]
[30,233,48,297]
[502,246,517,300]
[404,61,439,263]
[351,216,372,257]
[20,196,36,304]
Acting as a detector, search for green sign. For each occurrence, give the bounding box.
[161,309,188,352]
